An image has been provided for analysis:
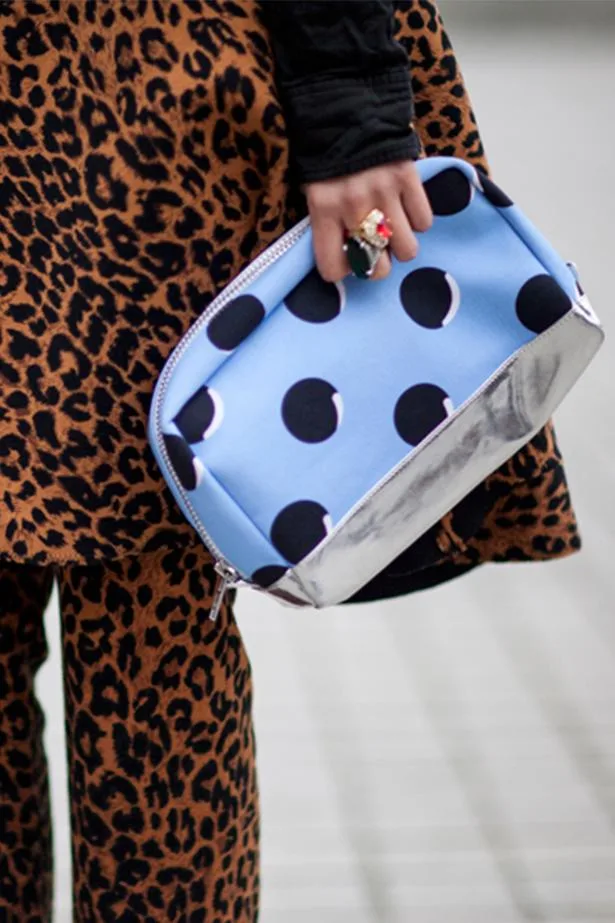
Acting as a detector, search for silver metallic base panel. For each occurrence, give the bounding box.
[264,303,603,609]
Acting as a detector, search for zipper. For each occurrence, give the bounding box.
[209,560,239,622]
[152,216,312,617]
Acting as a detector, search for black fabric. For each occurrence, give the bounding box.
[344,560,479,604]
[258,0,421,184]
[340,480,498,604]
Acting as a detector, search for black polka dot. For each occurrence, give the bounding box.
[163,434,203,491]
[475,167,513,207]
[423,167,472,216]
[270,500,332,565]
[207,294,265,350]
[515,274,572,334]
[174,386,221,444]
[400,267,460,328]
[284,268,343,323]
[281,378,341,443]
[394,384,453,446]
[251,565,288,588]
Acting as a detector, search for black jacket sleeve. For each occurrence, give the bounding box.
[258,0,421,185]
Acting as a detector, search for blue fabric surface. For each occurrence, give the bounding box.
[150,156,578,585]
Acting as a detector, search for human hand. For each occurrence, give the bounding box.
[302,160,433,283]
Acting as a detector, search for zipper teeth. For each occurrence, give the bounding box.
[153,217,311,579]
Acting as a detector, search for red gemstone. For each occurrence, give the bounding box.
[376,218,393,239]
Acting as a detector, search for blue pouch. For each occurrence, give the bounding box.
[148,156,604,618]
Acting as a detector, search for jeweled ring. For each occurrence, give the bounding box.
[354,208,394,250]
[343,208,393,279]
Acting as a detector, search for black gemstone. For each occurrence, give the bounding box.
[344,238,373,278]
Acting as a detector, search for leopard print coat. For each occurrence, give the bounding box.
[0,0,581,590]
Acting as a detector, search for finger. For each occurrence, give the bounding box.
[401,171,434,233]
[310,211,348,283]
[368,247,392,281]
[385,197,419,263]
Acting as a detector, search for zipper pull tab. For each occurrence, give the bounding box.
[209,561,239,622]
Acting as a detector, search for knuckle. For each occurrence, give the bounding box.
[307,188,336,214]
[309,197,336,218]
[374,171,397,194]
[391,160,414,183]
[379,179,399,202]
[342,191,367,216]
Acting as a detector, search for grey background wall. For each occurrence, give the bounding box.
[38,3,615,920]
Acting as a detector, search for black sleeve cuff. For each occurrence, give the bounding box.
[258,1,422,185]
[278,66,422,184]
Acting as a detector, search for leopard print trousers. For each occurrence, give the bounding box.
[0,535,258,923]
